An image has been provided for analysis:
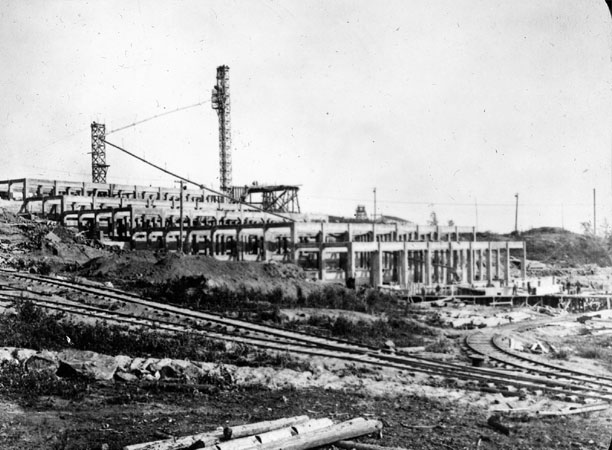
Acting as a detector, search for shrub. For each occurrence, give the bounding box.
[425,337,455,353]
[0,362,89,405]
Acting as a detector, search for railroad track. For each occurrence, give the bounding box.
[466,326,612,399]
[2,268,612,403]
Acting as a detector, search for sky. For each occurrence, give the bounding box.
[1,0,612,233]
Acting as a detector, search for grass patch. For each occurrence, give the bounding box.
[143,277,400,315]
[0,301,310,371]
[0,362,89,406]
[577,345,606,360]
[293,314,437,347]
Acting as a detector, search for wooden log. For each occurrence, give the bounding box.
[123,427,224,450]
[223,416,309,440]
[216,419,334,450]
[255,418,383,450]
[335,440,408,450]
[537,404,608,416]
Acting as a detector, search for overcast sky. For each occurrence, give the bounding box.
[1,0,611,233]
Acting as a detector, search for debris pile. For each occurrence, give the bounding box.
[123,415,385,450]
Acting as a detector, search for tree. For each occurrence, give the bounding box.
[581,220,592,235]
[428,211,438,227]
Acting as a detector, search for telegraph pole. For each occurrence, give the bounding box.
[179,180,184,253]
[373,187,377,222]
[514,193,519,234]
[593,188,597,236]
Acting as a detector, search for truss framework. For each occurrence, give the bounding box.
[91,122,108,183]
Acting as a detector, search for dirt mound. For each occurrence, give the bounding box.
[80,251,317,298]
[522,227,612,267]
[478,227,612,268]
[0,207,110,270]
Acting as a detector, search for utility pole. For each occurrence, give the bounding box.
[593,188,597,236]
[179,180,184,253]
[373,187,377,222]
[514,193,519,234]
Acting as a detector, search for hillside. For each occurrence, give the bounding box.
[478,227,612,268]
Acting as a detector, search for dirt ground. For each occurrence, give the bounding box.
[2,381,612,450]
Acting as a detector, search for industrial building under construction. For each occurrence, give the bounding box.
[0,66,527,294]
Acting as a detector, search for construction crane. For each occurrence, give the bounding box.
[211,65,232,194]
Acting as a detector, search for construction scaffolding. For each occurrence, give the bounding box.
[211,65,232,193]
[91,122,108,183]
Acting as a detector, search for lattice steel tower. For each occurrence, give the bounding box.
[91,122,108,183]
[211,65,232,193]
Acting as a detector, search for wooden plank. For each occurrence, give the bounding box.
[224,416,310,440]
[255,418,383,450]
[123,427,224,450]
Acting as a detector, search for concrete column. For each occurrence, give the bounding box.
[261,227,269,261]
[487,242,493,285]
[370,242,383,286]
[455,226,459,242]
[447,247,454,284]
[372,223,377,242]
[505,241,511,284]
[521,242,527,279]
[318,246,325,280]
[424,242,432,285]
[496,249,501,281]
[235,229,242,261]
[347,223,353,242]
[467,244,474,284]
[472,226,477,242]
[346,242,355,280]
[22,179,29,201]
[399,243,408,288]
[432,250,438,283]
[290,223,298,263]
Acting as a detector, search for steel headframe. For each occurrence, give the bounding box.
[91,122,108,183]
[211,65,232,194]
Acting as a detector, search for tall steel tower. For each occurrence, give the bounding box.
[91,122,108,183]
[211,65,232,193]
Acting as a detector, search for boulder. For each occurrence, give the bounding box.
[148,358,173,373]
[129,357,146,374]
[58,349,118,381]
[0,347,17,364]
[114,354,132,371]
[14,348,37,363]
[115,371,138,382]
[171,360,203,380]
[25,351,59,374]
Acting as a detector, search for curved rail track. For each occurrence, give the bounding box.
[2,268,612,403]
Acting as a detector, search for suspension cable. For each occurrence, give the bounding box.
[101,139,295,222]
[107,101,209,135]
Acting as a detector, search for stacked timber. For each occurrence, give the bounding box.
[123,415,394,450]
